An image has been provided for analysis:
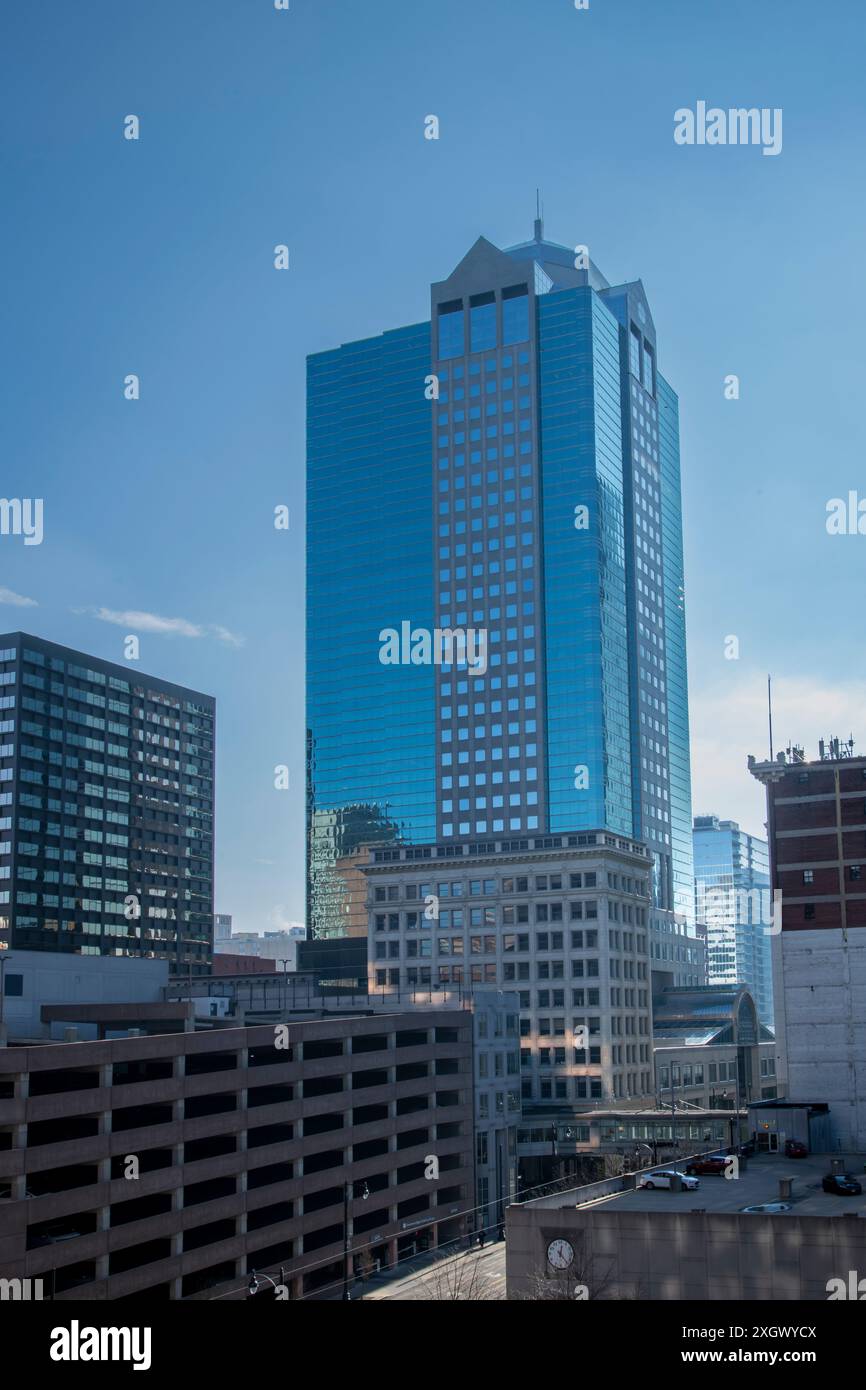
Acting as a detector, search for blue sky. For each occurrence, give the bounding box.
[3,0,865,932]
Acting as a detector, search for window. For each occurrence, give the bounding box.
[850,866,862,881]
[803,870,814,884]
[3,972,23,997]
[642,341,655,396]
[629,326,642,380]
[470,293,497,354]
[804,904,815,920]
[502,285,529,345]
[439,300,464,360]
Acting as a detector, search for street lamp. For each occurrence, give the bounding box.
[342,1180,370,1301]
[248,1268,284,1298]
[278,959,292,1010]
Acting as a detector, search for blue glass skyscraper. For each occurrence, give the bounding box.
[693,815,773,1025]
[307,218,693,939]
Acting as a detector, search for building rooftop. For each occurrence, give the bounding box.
[550,1152,866,1218]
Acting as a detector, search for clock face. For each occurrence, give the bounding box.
[547,1238,574,1270]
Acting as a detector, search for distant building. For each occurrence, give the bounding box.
[750,740,866,1152]
[692,815,773,1024]
[211,953,277,976]
[214,914,233,943]
[214,930,305,966]
[652,984,776,1112]
[0,633,215,973]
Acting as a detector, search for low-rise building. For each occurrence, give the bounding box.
[169,972,520,1242]
[652,984,777,1111]
[506,1149,866,1300]
[0,1009,475,1300]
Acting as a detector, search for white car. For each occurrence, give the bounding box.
[638,1169,700,1191]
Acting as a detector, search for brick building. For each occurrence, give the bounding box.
[749,741,866,1150]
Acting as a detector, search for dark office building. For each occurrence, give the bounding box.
[0,633,214,972]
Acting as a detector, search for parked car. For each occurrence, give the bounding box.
[638,1169,700,1192]
[784,1139,808,1158]
[741,1202,792,1214]
[731,1139,755,1158]
[685,1154,730,1176]
[822,1173,863,1195]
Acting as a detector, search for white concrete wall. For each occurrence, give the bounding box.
[779,928,866,1151]
[1,950,168,1041]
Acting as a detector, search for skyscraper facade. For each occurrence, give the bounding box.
[692,814,773,1025]
[307,221,693,942]
[0,633,215,971]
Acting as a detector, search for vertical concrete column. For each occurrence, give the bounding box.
[95,1067,113,1283]
[8,1070,26,1192]
[95,1060,113,1271]
[171,1051,186,1266]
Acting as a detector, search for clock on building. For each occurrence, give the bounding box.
[546,1238,575,1270]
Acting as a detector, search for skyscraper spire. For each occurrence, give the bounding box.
[533,188,543,242]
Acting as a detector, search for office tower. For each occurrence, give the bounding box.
[0,633,215,972]
[692,814,773,1024]
[307,217,694,944]
[750,740,866,1151]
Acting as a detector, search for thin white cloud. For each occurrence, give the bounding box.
[81,607,243,648]
[266,906,306,934]
[0,586,37,608]
[690,668,866,840]
[208,624,245,650]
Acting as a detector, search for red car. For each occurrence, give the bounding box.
[784,1139,808,1158]
[685,1154,730,1176]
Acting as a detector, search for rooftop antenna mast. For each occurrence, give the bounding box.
[534,188,543,242]
[767,675,774,761]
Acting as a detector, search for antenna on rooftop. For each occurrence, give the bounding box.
[767,675,773,761]
[534,188,543,242]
